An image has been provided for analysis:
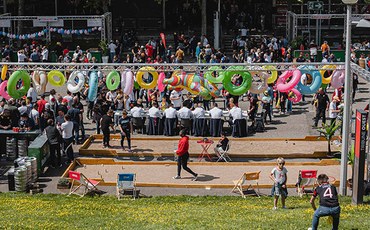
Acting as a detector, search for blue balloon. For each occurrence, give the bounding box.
[0,31,3,36]
[15,35,19,39]
[35,34,39,38]
[88,29,92,33]
[43,29,48,33]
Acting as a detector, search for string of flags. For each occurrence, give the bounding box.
[0,26,102,40]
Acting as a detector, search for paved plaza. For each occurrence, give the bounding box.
[2,78,369,196]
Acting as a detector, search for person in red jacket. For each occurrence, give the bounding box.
[173,129,198,181]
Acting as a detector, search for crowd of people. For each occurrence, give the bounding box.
[0,28,368,170]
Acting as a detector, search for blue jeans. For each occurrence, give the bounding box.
[73,122,79,144]
[312,205,340,230]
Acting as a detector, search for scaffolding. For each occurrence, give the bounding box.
[1,61,368,83]
[286,11,370,43]
[0,62,346,73]
[0,12,112,43]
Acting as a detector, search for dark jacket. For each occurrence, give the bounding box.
[44,125,62,145]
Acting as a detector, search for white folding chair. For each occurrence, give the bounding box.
[116,173,138,200]
[216,141,232,162]
[296,170,318,197]
[68,171,101,197]
[231,171,261,198]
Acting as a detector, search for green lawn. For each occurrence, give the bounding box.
[0,193,369,229]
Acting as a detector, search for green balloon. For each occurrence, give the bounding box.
[222,66,252,96]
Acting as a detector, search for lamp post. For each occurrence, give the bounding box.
[340,0,358,196]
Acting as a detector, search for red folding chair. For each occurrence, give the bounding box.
[296,170,318,197]
[68,171,101,197]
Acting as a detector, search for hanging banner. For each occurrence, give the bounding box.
[87,19,102,27]
[0,20,11,28]
[33,19,64,27]
[37,16,58,22]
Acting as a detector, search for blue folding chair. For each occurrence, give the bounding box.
[116,173,138,200]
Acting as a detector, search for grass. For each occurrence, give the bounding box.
[0,193,369,229]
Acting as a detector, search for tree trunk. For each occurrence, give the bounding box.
[328,139,331,156]
[102,0,109,13]
[201,0,207,36]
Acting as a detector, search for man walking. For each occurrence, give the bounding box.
[173,129,198,181]
[313,88,330,128]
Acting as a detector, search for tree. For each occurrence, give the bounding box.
[201,0,206,36]
[317,121,341,156]
[83,0,110,14]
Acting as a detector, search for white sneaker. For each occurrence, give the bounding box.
[308,228,312,230]
[172,176,181,179]
[282,206,287,209]
[272,207,277,210]
[192,174,198,181]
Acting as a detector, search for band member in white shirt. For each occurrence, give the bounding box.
[147,102,161,135]
[209,103,223,137]
[130,102,145,133]
[192,103,206,136]
[229,102,242,122]
[164,103,177,136]
[177,103,193,134]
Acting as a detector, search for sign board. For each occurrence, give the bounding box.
[352,16,363,22]
[308,1,324,11]
[311,15,332,20]
[33,19,64,27]
[87,19,102,27]
[0,19,11,28]
[352,109,368,205]
[37,16,58,22]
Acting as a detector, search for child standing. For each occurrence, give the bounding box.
[269,157,288,210]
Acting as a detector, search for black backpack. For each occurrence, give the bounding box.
[255,117,265,132]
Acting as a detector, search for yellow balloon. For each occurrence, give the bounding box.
[263,65,278,84]
[320,65,336,85]
[1,65,8,80]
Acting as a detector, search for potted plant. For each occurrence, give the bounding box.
[57,178,71,189]
[347,145,355,189]
[317,121,341,156]
[99,40,109,63]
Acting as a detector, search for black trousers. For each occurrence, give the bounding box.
[177,152,197,177]
[120,131,131,149]
[102,129,110,146]
[63,137,74,162]
[49,143,61,167]
[315,108,326,126]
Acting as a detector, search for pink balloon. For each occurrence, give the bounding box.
[276,70,301,92]
[124,71,134,95]
[288,88,302,103]
[0,80,11,100]
[157,72,166,92]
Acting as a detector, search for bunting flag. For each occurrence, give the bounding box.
[0,27,102,40]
